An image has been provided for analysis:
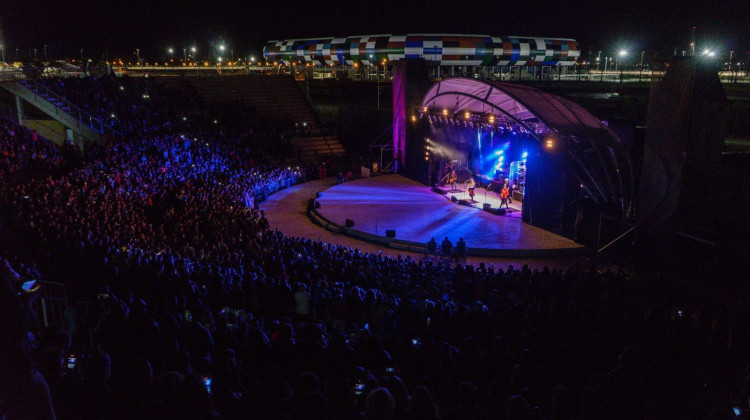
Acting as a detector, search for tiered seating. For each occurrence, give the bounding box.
[175,75,347,162]
[292,132,346,161]
[180,75,319,128]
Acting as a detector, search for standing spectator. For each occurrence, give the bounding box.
[441,237,453,259]
[427,238,438,257]
[455,238,466,262]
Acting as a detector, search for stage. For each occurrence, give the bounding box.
[312,174,586,257]
[432,183,523,217]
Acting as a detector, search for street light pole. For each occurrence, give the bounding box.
[639,51,645,82]
[183,48,187,65]
[377,64,380,110]
[433,45,439,78]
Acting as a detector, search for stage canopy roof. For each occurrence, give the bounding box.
[420,77,634,215]
[420,78,625,150]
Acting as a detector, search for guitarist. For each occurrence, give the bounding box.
[448,169,457,192]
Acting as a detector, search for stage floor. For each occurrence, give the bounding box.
[433,184,523,217]
[316,174,584,253]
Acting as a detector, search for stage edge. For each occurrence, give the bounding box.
[307,198,590,258]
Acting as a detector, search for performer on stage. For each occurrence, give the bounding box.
[500,184,510,208]
[448,169,457,192]
[465,178,476,202]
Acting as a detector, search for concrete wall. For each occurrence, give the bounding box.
[23,119,70,146]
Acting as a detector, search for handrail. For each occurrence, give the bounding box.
[597,225,637,254]
[17,78,124,139]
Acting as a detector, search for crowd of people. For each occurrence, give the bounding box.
[1,76,749,420]
[37,75,198,136]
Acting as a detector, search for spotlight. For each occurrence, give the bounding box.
[488,114,495,124]
[442,109,449,117]
[544,135,556,149]
[411,115,417,122]
[464,111,471,120]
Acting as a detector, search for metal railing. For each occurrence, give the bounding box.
[16,77,123,139]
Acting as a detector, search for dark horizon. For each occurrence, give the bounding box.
[4,0,749,62]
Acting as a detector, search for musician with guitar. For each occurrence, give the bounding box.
[448,169,457,192]
[440,162,458,192]
[500,183,510,208]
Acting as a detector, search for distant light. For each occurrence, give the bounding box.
[219,45,225,51]
[168,48,174,54]
[618,50,627,57]
[191,47,197,53]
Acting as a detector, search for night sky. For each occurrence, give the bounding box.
[4,0,749,62]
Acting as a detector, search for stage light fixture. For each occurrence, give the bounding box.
[544,135,555,149]
[442,109,449,117]
[464,111,471,120]
[488,114,495,124]
[411,115,417,122]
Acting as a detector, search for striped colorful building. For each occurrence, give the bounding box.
[264,34,580,67]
